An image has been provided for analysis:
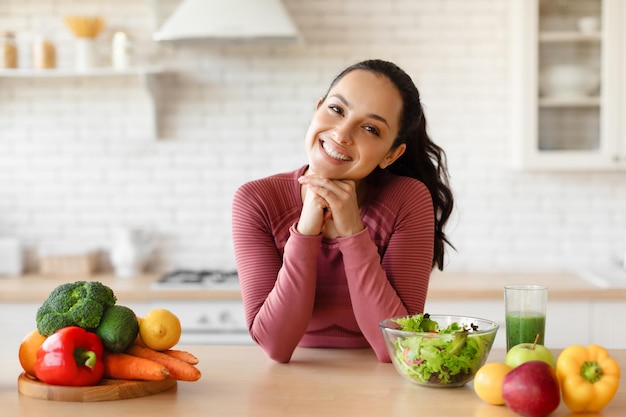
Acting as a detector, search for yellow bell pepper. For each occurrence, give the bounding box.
[556,344,621,413]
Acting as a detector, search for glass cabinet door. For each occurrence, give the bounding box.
[511,0,625,170]
[537,0,602,152]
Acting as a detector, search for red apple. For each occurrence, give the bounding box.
[502,361,560,417]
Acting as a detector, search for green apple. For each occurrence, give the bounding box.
[505,343,556,369]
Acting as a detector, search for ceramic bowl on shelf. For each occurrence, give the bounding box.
[380,314,498,388]
[577,16,600,34]
[539,65,600,99]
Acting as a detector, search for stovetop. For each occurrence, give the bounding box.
[151,269,240,291]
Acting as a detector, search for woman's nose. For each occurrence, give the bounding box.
[332,123,353,145]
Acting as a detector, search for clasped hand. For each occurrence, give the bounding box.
[297,175,365,238]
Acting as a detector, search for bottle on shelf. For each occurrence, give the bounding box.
[111,31,132,70]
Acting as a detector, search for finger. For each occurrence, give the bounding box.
[298,175,332,188]
[300,176,353,196]
[303,184,330,209]
[306,183,336,201]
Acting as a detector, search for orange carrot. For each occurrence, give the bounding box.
[164,349,199,365]
[126,345,201,382]
[102,352,170,381]
[132,333,146,347]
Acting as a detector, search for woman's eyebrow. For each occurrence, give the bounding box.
[330,93,391,128]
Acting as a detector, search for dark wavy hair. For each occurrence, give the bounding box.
[325,59,455,270]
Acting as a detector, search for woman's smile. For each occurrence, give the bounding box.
[321,139,353,162]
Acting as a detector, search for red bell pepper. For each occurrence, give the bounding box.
[34,326,104,386]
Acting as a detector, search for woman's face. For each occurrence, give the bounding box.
[304,69,406,181]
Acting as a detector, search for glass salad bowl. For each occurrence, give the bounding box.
[380,314,498,388]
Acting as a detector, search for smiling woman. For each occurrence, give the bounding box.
[231,59,454,364]
[304,70,404,184]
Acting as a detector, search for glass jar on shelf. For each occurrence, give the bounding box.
[32,35,56,69]
[0,31,18,68]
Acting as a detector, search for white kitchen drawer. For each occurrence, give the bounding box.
[545,301,592,348]
[590,301,626,348]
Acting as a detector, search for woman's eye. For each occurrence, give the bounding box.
[364,125,380,136]
[328,104,343,115]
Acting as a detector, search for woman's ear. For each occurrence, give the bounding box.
[379,143,406,169]
[315,97,324,110]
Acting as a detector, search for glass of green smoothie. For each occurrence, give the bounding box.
[504,285,548,351]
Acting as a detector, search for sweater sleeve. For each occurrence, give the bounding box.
[338,181,435,362]
[232,182,321,363]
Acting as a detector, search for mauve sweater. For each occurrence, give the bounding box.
[231,166,435,363]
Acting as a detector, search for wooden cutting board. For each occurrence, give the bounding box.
[17,373,177,402]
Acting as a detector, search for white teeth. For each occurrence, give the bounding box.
[322,141,351,161]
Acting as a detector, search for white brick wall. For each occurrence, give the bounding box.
[1,0,625,274]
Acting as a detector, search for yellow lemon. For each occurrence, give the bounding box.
[139,308,182,351]
[473,362,512,406]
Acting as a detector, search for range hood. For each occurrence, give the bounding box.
[153,0,299,42]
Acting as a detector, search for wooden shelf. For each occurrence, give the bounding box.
[538,31,602,42]
[538,96,601,107]
[0,66,168,139]
[0,66,165,78]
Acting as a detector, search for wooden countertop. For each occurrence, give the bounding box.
[0,274,242,303]
[427,270,626,300]
[1,270,625,304]
[1,345,625,417]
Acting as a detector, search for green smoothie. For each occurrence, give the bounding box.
[505,311,546,351]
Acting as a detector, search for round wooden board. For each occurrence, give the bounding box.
[17,373,177,402]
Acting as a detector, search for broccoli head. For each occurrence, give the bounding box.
[36,281,117,336]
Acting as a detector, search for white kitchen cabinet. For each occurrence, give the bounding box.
[0,303,39,360]
[589,301,626,348]
[545,300,592,348]
[511,0,626,170]
[424,299,592,349]
[0,66,167,139]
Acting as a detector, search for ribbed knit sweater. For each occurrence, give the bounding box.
[231,166,435,363]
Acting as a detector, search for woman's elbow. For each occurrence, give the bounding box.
[259,344,293,363]
[373,345,391,363]
[251,333,294,363]
[249,325,297,363]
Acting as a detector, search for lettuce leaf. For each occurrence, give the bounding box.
[392,313,440,333]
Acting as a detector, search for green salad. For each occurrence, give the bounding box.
[390,313,494,386]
